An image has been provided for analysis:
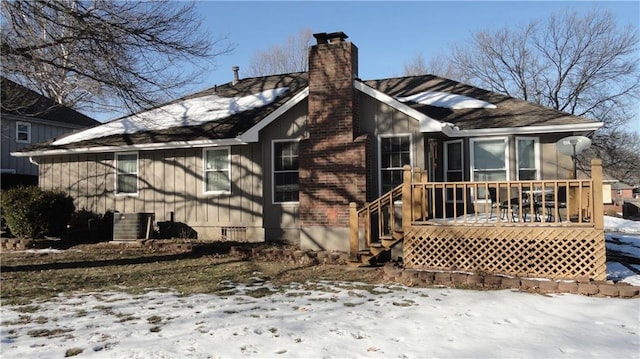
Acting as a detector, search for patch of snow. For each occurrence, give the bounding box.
[605,215,640,234]
[22,248,65,254]
[0,284,637,358]
[53,87,289,145]
[396,90,497,109]
[607,262,637,281]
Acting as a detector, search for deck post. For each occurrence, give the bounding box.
[402,165,412,230]
[412,168,422,221]
[591,159,604,230]
[349,202,359,260]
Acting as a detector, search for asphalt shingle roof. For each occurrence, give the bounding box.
[362,75,597,129]
[1,78,99,128]
[16,72,600,153]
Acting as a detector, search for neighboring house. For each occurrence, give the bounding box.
[603,180,635,214]
[12,32,603,251]
[1,78,99,189]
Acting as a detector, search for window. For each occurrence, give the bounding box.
[444,140,463,182]
[444,140,464,202]
[516,137,539,180]
[379,135,412,194]
[470,137,509,182]
[273,140,299,203]
[16,122,31,143]
[204,148,231,194]
[115,152,138,194]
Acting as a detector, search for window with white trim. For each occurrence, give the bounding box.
[115,152,138,194]
[470,137,509,182]
[273,140,299,203]
[444,140,464,201]
[516,137,539,180]
[204,148,231,194]
[379,134,412,194]
[16,121,31,143]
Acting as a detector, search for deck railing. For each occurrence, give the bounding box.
[349,159,605,259]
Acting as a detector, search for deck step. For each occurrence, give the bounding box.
[379,231,405,249]
[357,250,374,264]
[369,244,386,256]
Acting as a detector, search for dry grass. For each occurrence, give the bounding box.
[0,243,382,305]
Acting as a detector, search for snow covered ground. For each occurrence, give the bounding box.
[1,216,639,358]
[604,216,640,286]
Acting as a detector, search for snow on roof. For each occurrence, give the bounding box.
[52,87,289,146]
[396,90,496,109]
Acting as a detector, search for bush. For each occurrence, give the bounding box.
[0,186,75,239]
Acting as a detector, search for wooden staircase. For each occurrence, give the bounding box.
[356,229,404,266]
[349,167,431,266]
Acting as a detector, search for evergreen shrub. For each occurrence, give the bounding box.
[0,186,75,239]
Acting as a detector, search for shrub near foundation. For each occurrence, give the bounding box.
[0,186,75,239]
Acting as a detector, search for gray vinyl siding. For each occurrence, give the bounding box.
[38,145,264,240]
[1,116,79,176]
[358,93,425,196]
[539,134,574,180]
[261,100,308,243]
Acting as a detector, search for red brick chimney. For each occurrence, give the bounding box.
[298,32,368,251]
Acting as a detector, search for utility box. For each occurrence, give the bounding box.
[113,212,155,241]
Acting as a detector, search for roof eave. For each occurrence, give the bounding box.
[1,113,96,129]
[11,138,248,158]
[449,121,603,137]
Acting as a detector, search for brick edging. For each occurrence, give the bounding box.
[1,238,36,251]
[382,264,640,299]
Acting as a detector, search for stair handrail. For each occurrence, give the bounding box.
[349,166,418,260]
[357,184,403,249]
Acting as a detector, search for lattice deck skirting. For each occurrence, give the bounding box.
[403,225,607,281]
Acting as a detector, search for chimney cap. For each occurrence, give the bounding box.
[313,32,348,44]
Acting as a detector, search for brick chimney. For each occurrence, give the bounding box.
[298,32,368,251]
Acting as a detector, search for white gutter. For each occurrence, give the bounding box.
[11,137,248,157]
[448,121,603,137]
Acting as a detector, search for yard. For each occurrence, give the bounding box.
[1,216,639,358]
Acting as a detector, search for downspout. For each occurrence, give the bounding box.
[29,156,39,166]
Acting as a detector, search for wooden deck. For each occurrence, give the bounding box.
[350,160,607,281]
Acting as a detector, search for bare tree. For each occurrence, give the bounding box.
[247,28,313,76]
[403,53,429,76]
[1,0,234,115]
[446,10,640,182]
[585,130,640,185]
[450,10,639,125]
[402,52,464,80]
